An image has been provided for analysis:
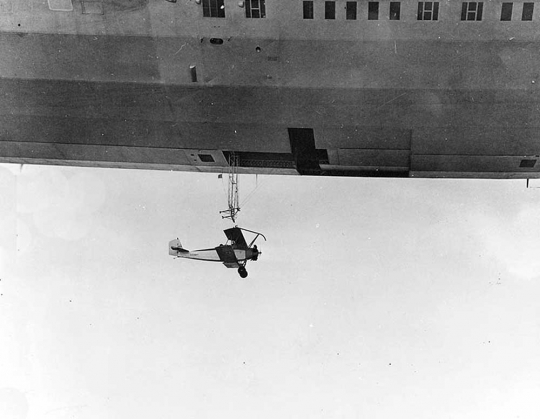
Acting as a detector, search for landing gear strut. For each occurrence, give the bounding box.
[238,266,248,278]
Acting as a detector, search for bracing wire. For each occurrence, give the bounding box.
[240,174,263,208]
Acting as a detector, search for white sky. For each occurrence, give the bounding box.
[1,164,539,419]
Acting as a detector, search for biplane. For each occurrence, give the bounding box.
[169,227,266,278]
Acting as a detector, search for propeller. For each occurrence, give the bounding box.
[252,244,261,261]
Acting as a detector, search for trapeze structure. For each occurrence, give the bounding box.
[220,152,241,223]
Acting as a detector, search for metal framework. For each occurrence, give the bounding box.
[220,152,241,223]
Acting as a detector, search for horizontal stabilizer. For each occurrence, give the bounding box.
[169,238,189,256]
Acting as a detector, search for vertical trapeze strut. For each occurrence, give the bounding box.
[220,152,240,223]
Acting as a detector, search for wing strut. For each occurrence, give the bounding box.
[241,228,267,247]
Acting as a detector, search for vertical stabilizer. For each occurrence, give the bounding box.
[169,238,188,256]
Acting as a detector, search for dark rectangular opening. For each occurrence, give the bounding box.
[520,159,537,168]
[346,1,357,19]
[390,2,400,19]
[203,0,225,17]
[288,128,322,175]
[461,2,467,19]
[325,1,335,19]
[368,2,379,20]
[467,2,477,20]
[477,2,483,20]
[198,154,215,163]
[522,2,534,20]
[433,2,439,19]
[501,2,513,20]
[303,0,314,19]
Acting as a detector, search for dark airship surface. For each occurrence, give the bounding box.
[1,0,540,178]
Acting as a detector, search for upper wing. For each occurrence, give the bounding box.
[215,245,239,269]
[224,227,248,249]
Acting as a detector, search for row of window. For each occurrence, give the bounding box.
[304,1,535,21]
[501,1,534,20]
[203,0,266,17]
[458,1,534,20]
[201,0,535,21]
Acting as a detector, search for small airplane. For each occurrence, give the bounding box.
[169,227,266,278]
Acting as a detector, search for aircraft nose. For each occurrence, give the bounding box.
[251,248,261,261]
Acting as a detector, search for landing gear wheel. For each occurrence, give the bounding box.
[238,266,248,278]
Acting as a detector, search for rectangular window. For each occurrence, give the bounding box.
[389,1,401,19]
[198,154,215,163]
[346,1,357,19]
[501,2,513,20]
[461,2,483,20]
[203,0,225,17]
[245,0,266,18]
[417,2,439,20]
[520,159,537,168]
[368,1,379,19]
[303,0,314,18]
[522,2,534,20]
[325,1,335,19]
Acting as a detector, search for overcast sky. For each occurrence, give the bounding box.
[1,163,539,419]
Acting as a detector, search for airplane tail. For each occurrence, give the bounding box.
[169,238,189,256]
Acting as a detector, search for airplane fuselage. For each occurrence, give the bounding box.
[175,247,250,263]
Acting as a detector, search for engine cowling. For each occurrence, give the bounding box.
[250,245,260,261]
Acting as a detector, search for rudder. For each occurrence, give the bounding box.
[169,238,188,256]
